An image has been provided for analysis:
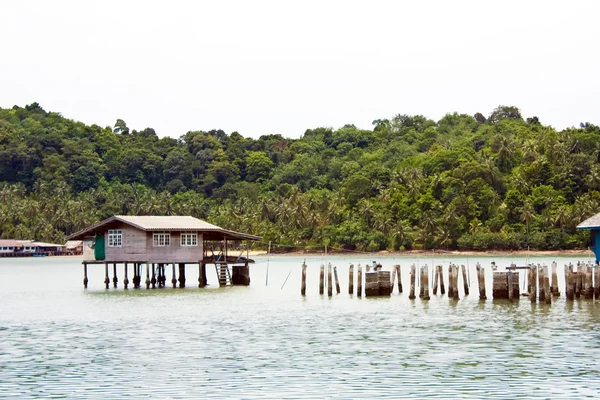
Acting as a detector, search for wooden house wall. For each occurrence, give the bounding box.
[104,222,148,262]
[101,222,204,262]
[144,232,204,263]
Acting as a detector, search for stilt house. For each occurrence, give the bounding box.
[67,215,261,289]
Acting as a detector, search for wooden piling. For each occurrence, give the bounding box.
[178,263,186,288]
[333,266,340,294]
[112,263,118,288]
[439,265,445,295]
[396,265,403,293]
[173,264,177,288]
[198,262,207,288]
[461,264,469,296]
[123,263,129,289]
[528,264,536,303]
[357,264,363,297]
[420,265,430,300]
[409,264,416,299]
[319,264,325,295]
[365,272,379,296]
[492,272,508,299]
[543,264,551,304]
[151,263,157,289]
[83,263,88,289]
[378,270,391,296]
[327,263,333,297]
[433,265,439,295]
[476,263,486,300]
[145,263,150,289]
[348,264,354,295]
[537,264,545,302]
[565,264,574,301]
[301,262,307,296]
[575,262,582,299]
[584,262,594,299]
[594,264,600,300]
[507,271,514,300]
[104,262,110,289]
[551,261,560,296]
[447,265,455,299]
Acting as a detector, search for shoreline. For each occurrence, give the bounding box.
[248,249,594,257]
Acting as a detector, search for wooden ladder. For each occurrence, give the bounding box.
[215,263,232,286]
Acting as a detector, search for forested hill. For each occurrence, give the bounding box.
[1,103,600,251]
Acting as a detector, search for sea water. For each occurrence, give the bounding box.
[1,254,599,398]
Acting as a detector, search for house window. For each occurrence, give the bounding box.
[181,232,198,246]
[153,232,171,247]
[108,230,123,247]
[9,247,13,250]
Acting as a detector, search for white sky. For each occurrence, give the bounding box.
[1,0,599,139]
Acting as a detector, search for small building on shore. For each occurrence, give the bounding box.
[0,239,65,257]
[66,215,261,289]
[577,213,600,262]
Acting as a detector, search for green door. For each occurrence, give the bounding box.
[94,235,105,260]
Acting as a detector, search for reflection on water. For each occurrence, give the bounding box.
[1,255,599,398]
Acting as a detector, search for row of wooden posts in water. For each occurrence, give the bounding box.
[300,261,600,303]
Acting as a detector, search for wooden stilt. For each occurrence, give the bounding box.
[551,261,560,296]
[365,272,379,296]
[104,262,110,289]
[409,264,416,300]
[145,263,150,289]
[461,264,469,296]
[433,265,439,295]
[396,265,403,293]
[123,263,129,289]
[83,263,88,289]
[439,265,445,295]
[575,262,582,299]
[173,264,178,288]
[333,266,340,294]
[594,264,600,300]
[348,264,354,295]
[543,264,551,304]
[585,262,594,299]
[537,264,545,302]
[327,263,333,297]
[452,265,459,300]
[378,270,391,296]
[112,263,118,288]
[565,263,574,300]
[448,265,455,299]
[477,263,486,300]
[492,271,508,300]
[198,262,207,288]
[151,263,157,289]
[507,271,514,300]
[528,264,536,303]
[301,262,307,296]
[178,263,186,288]
[319,264,325,295]
[357,264,363,297]
[420,265,430,300]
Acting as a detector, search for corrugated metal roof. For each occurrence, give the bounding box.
[115,215,222,231]
[65,240,83,248]
[66,215,262,241]
[30,242,65,247]
[577,212,600,230]
[0,240,20,247]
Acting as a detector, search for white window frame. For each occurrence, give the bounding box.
[153,232,171,247]
[108,229,123,247]
[180,232,198,247]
